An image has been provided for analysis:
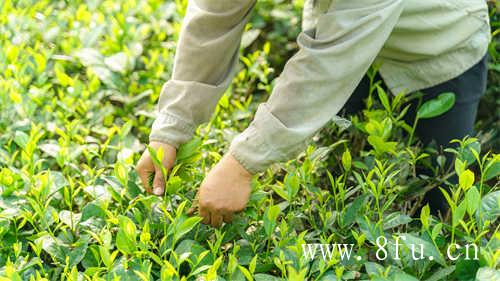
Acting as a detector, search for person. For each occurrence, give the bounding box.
[136,0,491,227]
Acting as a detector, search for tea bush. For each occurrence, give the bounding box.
[0,0,499,280]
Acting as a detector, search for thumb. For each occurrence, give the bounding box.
[152,165,166,196]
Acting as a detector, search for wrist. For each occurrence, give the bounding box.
[224,152,253,178]
[149,141,177,150]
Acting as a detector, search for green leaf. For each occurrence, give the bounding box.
[483,156,500,181]
[343,194,368,226]
[58,210,81,228]
[254,273,282,281]
[382,212,412,230]
[104,52,129,73]
[420,205,430,230]
[284,172,300,201]
[116,215,137,255]
[424,266,455,281]
[249,255,257,274]
[401,233,446,266]
[341,149,352,171]
[114,161,128,186]
[392,273,418,281]
[455,158,466,177]
[377,85,391,113]
[174,216,202,242]
[206,256,223,280]
[176,137,202,163]
[84,184,112,201]
[453,259,479,281]
[127,180,142,198]
[477,190,500,222]
[431,223,443,240]
[14,131,29,149]
[368,135,397,154]
[457,140,481,167]
[271,184,289,201]
[36,235,66,264]
[147,145,164,169]
[238,265,253,281]
[66,236,90,268]
[364,262,385,277]
[175,239,213,267]
[459,169,474,191]
[165,175,182,195]
[475,267,500,281]
[317,271,338,281]
[54,63,73,86]
[263,205,280,237]
[417,92,456,119]
[74,48,103,66]
[36,235,89,267]
[453,201,467,227]
[81,202,105,221]
[465,186,480,216]
[33,52,47,73]
[357,217,383,243]
[241,29,261,49]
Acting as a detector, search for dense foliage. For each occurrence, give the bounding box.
[0,0,499,280]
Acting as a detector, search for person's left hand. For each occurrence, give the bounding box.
[195,153,252,228]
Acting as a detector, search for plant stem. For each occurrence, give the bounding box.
[407,116,419,146]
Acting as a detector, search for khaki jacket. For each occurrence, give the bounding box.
[150,0,491,173]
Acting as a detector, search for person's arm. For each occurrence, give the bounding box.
[199,0,405,227]
[137,0,256,195]
[149,0,256,147]
[229,0,405,173]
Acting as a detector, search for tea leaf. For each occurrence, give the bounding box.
[401,234,446,266]
[465,186,480,216]
[477,191,500,222]
[174,216,202,242]
[264,205,280,237]
[116,215,137,255]
[475,267,500,281]
[459,170,474,191]
[417,92,455,119]
[342,149,352,171]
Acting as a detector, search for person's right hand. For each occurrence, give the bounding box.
[136,141,176,195]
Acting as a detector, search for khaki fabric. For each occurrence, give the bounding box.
[150,0,491,174]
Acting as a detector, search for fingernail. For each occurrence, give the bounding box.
[153,187,163,195]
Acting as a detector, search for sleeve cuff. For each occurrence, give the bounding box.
[149,78,232,147]
[229,125,270,174]
[228,103,309,174]
[149,112,196,148]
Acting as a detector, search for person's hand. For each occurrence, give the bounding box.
[136,141,176,195]
[197,154,252,228]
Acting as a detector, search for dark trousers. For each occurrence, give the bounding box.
[341,55,488,215]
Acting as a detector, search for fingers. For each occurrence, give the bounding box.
[151,143,176,196]
[198,204,232,228]
[137,142,177,195]
[222,211,233,224]
[199,206,210,225]
[138,170,153,193]
[187,191,200,216]
[136,153,155,193]
[210,212,223,228]
[152,164,165,196]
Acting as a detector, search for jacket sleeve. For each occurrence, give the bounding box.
[229,0,404,174]
[150,0,256,147]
